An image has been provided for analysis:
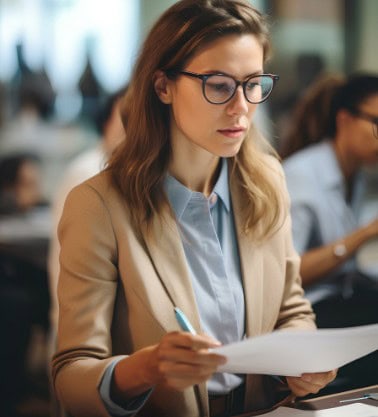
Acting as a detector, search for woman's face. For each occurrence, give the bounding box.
[164,34,264,159]
[345,94,378,165]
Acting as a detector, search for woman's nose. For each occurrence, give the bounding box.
[226,86,249,115]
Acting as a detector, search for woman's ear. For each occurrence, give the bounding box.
[336,109,352,131]
[154,70,172,104]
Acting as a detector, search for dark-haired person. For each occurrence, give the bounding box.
[281,73,378,391]
[0,153,50,413]
[0,153,44,214]
[52,1,336,416]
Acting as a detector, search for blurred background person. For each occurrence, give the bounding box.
[0,43,99,204]
[280,73,378,392]
[0,81,5,128]
[0,153,45,214]
[48,87,126,353]
[0,153,50,417]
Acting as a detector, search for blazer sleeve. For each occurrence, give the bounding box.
[51,182,126,417]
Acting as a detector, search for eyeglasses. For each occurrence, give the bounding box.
[168,70,279,105]
[350,109,378,139]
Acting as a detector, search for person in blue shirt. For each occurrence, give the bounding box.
[52,1,336,416]
[281,73,378,391]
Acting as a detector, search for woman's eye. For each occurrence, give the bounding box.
[246,82,259,91]
[208,82,232,92]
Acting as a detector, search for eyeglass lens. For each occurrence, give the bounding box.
[354,110,378,139]
[204,75,273,104]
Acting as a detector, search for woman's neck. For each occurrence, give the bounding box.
[332,138,360,203]
[332,138,358,180]
[168,153,221,197]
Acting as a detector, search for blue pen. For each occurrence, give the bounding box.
[174,307,197,335]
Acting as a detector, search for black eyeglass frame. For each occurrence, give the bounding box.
[350,109,378,139]
[167,70,279,105]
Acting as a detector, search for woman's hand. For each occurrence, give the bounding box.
[112,331,227,402]
[365,217,378,240]
[143,331,227,391]
[286,369,337,397]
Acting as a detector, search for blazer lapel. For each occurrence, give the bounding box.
[231,176,271,412]
[230,177,264,338]
[142,208,202,334]
[143,210,210,416]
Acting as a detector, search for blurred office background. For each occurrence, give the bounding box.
[0,1,377,416]
[1,0,377,195]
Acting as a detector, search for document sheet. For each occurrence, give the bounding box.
[214,324,378,376]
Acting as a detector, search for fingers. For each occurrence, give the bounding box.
[163,331,222,350]
[287,369,337,397]
[159,360,220,380]
[160,331,225,359]
[366,218,378,238]
[157,332,225,365]
[150,331,227,391]
[158,346,226,366]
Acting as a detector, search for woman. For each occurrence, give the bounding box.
[281,73,378,390]
[52,1,335,416]
[281,74,378,306]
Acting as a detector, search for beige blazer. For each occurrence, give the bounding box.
[52,159,315,417]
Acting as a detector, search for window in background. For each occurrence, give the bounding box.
[0,0,139,121]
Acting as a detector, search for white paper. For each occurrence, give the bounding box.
[214,324,378,376]
[256,403,378,417]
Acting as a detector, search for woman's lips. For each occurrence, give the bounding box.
[217,127,246,138]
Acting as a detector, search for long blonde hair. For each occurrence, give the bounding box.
[108,0,281,240]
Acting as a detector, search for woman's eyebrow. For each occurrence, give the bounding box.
[201,69,264,79]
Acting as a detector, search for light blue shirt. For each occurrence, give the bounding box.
[283,141,360,304]
[99,158,245,415]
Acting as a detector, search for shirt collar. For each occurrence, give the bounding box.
[213,158,230,212]
[164,158,230,220]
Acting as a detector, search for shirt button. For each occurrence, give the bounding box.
[209,193,218,206]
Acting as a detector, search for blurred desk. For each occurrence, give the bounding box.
[0,206,51,331]
[0,210,51,412]
[0,238,48,270]
[295,384,378,411]
[0,206,51,270]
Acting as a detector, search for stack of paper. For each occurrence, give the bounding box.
[214,324,378,376]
